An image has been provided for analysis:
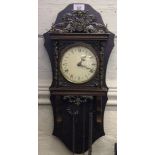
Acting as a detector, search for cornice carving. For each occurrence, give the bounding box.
[50,10,108,33]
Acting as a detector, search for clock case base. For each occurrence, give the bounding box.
[51,95,107,154]
[43,4,114,154]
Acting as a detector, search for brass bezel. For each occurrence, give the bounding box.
[59,43,99,84]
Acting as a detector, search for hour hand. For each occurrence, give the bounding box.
[81,55,86,61]
[77,56,86,66]
[77,61,82,66]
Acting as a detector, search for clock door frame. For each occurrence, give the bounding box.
[44,33,113,90]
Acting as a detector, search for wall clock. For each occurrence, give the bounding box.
[44,3,115,154]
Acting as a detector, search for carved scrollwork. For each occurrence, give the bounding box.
[50,10,108,33]
[99,43,105,87]
[63,96,93,115]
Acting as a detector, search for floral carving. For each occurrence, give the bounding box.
[63,96,93,115]
[50,10,108,33]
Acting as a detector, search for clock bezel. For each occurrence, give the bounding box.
[59,42,99,84]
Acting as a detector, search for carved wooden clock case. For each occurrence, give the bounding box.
[44,4,115,154]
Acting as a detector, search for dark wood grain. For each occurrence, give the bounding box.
[43,3,115,154]
[49,33,109,40]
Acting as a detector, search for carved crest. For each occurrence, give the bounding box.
[64,96,93,115]
[50,10,108,33]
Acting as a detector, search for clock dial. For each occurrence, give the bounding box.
[60,46,98,84]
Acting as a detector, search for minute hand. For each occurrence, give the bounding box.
[79,64,92,70]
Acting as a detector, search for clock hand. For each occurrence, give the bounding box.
[82,65,91,70]
[81,55,86,61]
[77,56,86,66]
[77,61,82,66]
[77,63,92,70]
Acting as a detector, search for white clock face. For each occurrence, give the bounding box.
[60,45,98,84]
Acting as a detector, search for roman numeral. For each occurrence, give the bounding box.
[63,63,67,65]
[70,74,73,79]
[64,69,69,73]
[90,69,94,73]
[78,48,81,52]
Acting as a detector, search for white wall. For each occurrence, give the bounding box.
[38,0,117,155]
